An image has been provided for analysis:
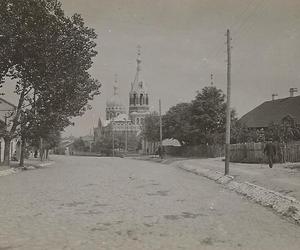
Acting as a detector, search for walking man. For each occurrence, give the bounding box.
[264,139,277,168]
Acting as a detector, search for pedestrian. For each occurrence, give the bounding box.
[157,145,162,159]
[263,139,277,168]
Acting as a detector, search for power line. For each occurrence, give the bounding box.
[230,0,258,31]
[232,0,266,37]
[234,0,270,41]
[209,0,261,62]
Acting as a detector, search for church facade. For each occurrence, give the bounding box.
[93,49,150,154]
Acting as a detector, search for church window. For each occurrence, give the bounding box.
[133,93,137,105]
[136,118,140,124]
[146,94,149,105]
[140,94,143,105]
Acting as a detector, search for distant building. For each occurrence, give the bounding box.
[239,95,300,129]
[94,48,150,153]
[0,97,20,163]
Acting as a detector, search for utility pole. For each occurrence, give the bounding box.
[112,116,115,157]
[159,99,163,159]
[225,29,231,175]
[40,137,43,162]
[125,118,128,154]
[159,99,163,147]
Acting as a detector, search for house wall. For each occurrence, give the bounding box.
[0,138,20,163]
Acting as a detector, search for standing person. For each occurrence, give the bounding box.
[264,139,277,168]
[157,145,162,159]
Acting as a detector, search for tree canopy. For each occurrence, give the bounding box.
[141,112,160,142]
[0,0,101,165]
[163,102,192,145]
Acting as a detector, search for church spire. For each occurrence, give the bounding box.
[113,73,118,95]
[132,45,142,90]
[137,45,141,72]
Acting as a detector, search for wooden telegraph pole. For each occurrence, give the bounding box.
[225,29,232,175]
[159,99,163,147]
[159,99,163,159]
[125,118,128,154]
[112,116,115,157]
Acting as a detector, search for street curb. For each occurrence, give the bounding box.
[178,162,300,224]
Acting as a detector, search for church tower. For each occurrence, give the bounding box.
[106,75,126,120]
[129,46,150,125]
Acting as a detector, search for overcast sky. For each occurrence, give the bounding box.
[3,0,300,136]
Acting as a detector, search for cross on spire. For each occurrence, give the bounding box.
[113,74,118,95]
[137,45,142,72]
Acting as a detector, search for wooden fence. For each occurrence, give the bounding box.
[164,144,224,158]
[230,142,300,163]
[164,142,300,163]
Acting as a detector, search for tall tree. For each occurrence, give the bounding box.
[141,112,160,143]
[163,102,192,145]
[191,86,236,144]
[0,0,100,165]
[189,86,233,145]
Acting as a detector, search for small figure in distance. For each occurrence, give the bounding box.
[264,139,277,168]
[157,145,162,159]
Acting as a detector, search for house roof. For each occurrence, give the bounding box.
[239,96,300,128]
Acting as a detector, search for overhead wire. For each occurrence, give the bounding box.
[234,0,270,41]
[209,0,262,61]
[232,0,267,39]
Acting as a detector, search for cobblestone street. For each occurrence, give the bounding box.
[1,155,300,250]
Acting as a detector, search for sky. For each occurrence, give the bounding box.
[2,0,300,137]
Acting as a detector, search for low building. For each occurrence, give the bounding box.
[239,95,300,129]
[0,97,20,163]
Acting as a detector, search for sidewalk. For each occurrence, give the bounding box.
[178,158,300,201]
[0,158,54,177]
[133,155,300,223]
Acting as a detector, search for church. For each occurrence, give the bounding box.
[93,48,150,154]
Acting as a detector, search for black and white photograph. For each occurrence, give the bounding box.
[1,0,300,249]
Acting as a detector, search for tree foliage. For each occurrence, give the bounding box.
[141,112,160,142]
[73,137,88,152]
[189,86,228,144]
[265,115,300,142]
[142,86,238,146]
[0,0,101,165]
[163,102,192,145]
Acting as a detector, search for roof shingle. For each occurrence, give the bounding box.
[239,96,300,128]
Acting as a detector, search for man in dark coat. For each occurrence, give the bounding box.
[264,140,277,168]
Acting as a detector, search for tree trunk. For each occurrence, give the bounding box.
[19,137,26,167]
[40,138,43,161]
[45,149,49,160]
[3,136,11,167]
